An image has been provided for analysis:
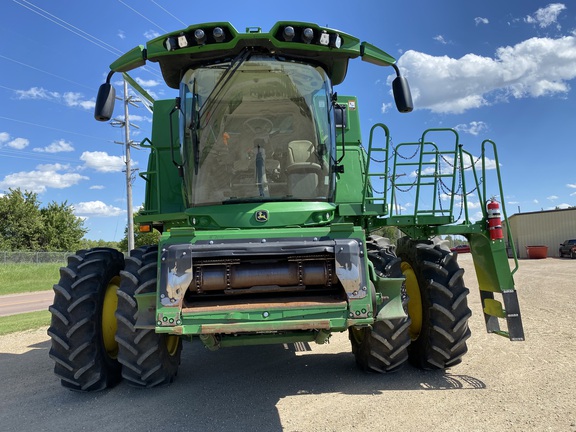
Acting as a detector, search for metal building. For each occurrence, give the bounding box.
[504,208,576,258]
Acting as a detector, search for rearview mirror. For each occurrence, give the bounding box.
[392,76,413,113]
[94,83,116,121]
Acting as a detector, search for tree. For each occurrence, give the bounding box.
[370,226,400,243]
[0,189,43,250]
[0,188,86,251]
[40,201,87,251]
[78,239,120,250]
[117,208,160,252]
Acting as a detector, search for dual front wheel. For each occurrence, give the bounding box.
[349,236,472,373]
[48,246,181,391]
[48,238,471,390]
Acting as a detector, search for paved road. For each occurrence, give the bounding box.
[0,291,54,317]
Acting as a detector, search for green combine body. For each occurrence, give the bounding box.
[49,22,524,391]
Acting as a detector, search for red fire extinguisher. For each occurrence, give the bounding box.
[486,198,503,240]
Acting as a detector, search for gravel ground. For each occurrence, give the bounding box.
[0,254,575,432]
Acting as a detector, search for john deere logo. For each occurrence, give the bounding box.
[255,210,268,222]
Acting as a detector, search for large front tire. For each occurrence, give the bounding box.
[396,237,472,370]
[48,248,125,391]
[349,236,411,373]
[115,246,182,388]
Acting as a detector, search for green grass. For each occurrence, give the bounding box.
[0,310,51,336]
[0,263,61,296]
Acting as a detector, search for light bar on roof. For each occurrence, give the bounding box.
[278,25,343,48]
[164,25,230,51]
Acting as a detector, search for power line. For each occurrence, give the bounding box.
[0,115,116,142]
[0,148,79,164]
[149,0,187,26]
[12,0,124,56]
[12,0,163,80]
[0,54,94,91]
[118,0,169,32]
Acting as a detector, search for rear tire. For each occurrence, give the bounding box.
[396,237,472,370]
[349,236,411,373]
[115,246,182,388]
[48,248,125,391]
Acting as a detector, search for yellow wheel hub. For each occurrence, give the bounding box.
[165,335,180,356]
[401,262,423,341]
[349,326,364,345]
[102,276,120,359]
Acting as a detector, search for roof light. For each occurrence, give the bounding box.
[213,27,225,42]
[319,32,330,46]
[330,33,342,49]
[283,26,295,41]
[194,28,206,45]
[165,37,178,51]
[177,34,188,48]
[302,28,314,44]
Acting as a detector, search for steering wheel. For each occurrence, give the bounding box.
[243,117,274,134]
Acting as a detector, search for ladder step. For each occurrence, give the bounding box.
[481,292,525,341]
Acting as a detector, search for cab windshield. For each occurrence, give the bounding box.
[179,56,335,206]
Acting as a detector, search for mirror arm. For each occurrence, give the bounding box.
[105,70,115,84]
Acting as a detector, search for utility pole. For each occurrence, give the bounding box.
[111,78,140,252]
[123,79,134,252]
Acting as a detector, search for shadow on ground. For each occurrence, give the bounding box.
[0,338,485,432]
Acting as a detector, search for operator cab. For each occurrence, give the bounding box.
[179,55,336,206]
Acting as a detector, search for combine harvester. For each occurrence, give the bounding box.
[48,22,524,391]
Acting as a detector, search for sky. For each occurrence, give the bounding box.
[1,1,575,241]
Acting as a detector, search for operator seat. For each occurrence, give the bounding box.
[286,140,323,198]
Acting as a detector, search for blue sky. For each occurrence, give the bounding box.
[1,1,575,241]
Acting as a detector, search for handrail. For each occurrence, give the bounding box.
[362,123,391,212]
[482,139,519,274]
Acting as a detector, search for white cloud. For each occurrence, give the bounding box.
[89,185,105,190]
[550,203,571,209]
[15,87,94,110]
[0,132,29,149]
[475,17,489,26]
[36,163,70,171]
[63,92,95,110]
[15,87,60,100]
[73,201,124,217]
[80,151,127,173]
[466,201,482,209]
[547,195,559,200]
[144,30,160,39]
[525,3,566,28]
[7,137,29,150]
[118,30,126,40]
[122,114,151,123]
[397,35,576,113]
[454,121,488,136]
[33,139,74,153]
[567,183,576,188]
[408,154,497,180]
[381,103,392,114]
[0,164,88,193]
[135,78,161,87]
[434,35,448,45]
